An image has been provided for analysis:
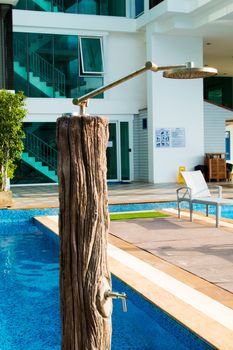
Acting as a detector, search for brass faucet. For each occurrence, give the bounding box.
[105,290,127,312]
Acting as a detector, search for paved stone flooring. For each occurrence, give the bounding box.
[10,180,233,208]
[110,215,233,293]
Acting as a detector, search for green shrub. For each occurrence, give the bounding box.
[0,90,27,191]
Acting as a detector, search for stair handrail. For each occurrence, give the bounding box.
[14,38,66,96]
[24,130,58,172]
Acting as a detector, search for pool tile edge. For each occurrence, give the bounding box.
[34,215,233,350]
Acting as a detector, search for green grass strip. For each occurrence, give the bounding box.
[110,211,169,221]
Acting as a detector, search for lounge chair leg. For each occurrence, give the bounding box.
[190,202,193,222]
[216,205,221,228]
[206,204,209,217]
[177,201,181,218]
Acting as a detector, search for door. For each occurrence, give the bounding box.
[120,121,130,181]
[107,122,118,180]
[107,121,132,181]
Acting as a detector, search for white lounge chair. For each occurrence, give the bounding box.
[177,170,233,227]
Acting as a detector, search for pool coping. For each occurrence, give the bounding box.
[35,215,233,350]
[164,207,233,232]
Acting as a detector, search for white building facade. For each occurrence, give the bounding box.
[11,0,233,184]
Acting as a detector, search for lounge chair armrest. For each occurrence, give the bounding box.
[208,185,222,198]
[177,186,192,200]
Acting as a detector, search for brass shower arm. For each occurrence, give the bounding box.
[72,61,217,115]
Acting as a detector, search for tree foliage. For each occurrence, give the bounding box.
[0,90,27,191]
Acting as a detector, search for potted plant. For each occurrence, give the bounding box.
[0,90,26,207]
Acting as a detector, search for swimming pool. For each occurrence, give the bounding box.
[109,201,233,220]
[0,199,233,221]
[0,212,215,349]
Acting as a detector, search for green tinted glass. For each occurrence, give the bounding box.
[120,122,130,180]
[14,32,28,94]
[13,33,104,98]
[54,35,78,97]
[80,37,103,74]
[28,33,53,97]
[107,123,118,180]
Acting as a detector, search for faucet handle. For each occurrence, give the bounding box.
[104,290,127,312]
[122,294,127,312]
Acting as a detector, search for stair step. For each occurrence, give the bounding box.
[15,62,54,97]
[22,152,57,182]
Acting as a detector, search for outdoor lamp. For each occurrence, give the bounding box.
[72,61,218,115]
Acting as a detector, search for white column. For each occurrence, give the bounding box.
[146,33,204,183]
[146,26,156,182]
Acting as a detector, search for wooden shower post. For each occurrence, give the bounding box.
[57,115,112,350]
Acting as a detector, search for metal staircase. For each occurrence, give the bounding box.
[22,131,58,183]
[14,38,65,98]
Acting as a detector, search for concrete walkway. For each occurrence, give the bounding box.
[110,215,233,294]
[10,180,233,208]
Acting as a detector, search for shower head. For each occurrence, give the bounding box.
[163,62,217,79]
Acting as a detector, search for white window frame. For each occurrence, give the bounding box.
[79,36,104,75]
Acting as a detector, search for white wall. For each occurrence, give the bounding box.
[204,101,233,165]
[204,101,233,154]
[13,10,136,34]
[104,32,146,104]
[147,34,204,183]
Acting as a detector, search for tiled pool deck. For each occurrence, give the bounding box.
[6,182,233,348]
[10,181,233,208]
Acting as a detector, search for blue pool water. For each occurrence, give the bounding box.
[0,213,215,350]
[109,201,233,220]
[0,199,233,222]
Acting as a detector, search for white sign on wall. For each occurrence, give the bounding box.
[171,128,185,147]
[156,128,171,148]
[156,128,185,148]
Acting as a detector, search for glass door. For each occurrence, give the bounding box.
[120,121,130,181]
[107,121,132,181]
[107,122,118,180]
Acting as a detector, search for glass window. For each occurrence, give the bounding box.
[107,0,125,16]
[149,0,164,9]
[27,0,52,11]
[28,33,53,97]
[77,76,103,98]
[135,0,144,17]
[63,0,78,13]
[15,0,26,10]
[208,89,222,105]
[79,37,104,74]
[15,0,126,15]
[13,32,28,95]
[12,122,57,185]
[77,0,99,14]
[15,0,63,11]
[13,33,104,98]
[54,35,78,97]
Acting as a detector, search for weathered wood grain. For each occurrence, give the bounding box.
[57,115,112,350]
